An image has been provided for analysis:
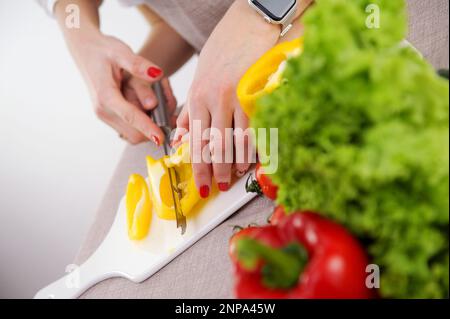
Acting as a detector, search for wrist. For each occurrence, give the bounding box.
[55,0,102,44]
[234,0,314,37]
[231,0,280,41]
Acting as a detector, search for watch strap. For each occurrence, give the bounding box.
[280,1,298,37]
[248,0,299,37]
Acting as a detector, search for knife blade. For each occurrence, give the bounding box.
[149,82,187,235]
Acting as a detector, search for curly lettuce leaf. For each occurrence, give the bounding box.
[252,0,449,298]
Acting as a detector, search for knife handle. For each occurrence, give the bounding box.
[150,82,170,131]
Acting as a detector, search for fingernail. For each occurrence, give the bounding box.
[151,135,160,146]
[147,67,162,78]
[218,182,229,192]
[236,170,246,177]
[199,185,210,198]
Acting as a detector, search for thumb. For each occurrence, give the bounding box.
[172,106,189,146]
[115,46,164,82]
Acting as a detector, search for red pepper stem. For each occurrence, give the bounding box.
[236,238,307,289]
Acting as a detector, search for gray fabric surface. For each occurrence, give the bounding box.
[406,0,449,69]
[134,0,234,52]
[74,0,449,298]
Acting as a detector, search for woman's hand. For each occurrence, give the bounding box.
[174,0,280,197]
[121,74,177,144]
[54,0,178,145]
[68,32,176,145]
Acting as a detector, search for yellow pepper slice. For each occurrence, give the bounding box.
[237,38,303,118]
[125,174,152,240]
[146,143,201,220]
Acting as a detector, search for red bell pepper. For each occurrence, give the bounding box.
[268,205,285,225]
[229,207,374,299]
[246,163,279,200]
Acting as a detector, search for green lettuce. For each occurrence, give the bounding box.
[252,0,449,298]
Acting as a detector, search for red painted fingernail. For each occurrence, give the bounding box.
[151,135,160,146]
[199,185,210,198]
[147,67,162,78]
[218,183,229,192]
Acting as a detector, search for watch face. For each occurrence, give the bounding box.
[252,0,296,21]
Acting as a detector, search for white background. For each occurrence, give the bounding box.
[0,0,196,298]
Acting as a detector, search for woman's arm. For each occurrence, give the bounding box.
[54,0,102,53]
[137,6,195,76]
[175,0,314,197]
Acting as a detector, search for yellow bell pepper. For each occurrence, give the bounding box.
[237,38,303,118]
[146,143,201,220]
[125,174,152,240]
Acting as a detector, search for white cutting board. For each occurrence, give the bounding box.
[34,170,256,299]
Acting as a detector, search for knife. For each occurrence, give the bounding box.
[149,82,187,235]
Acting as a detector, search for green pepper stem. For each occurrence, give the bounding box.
[236,238,308,289]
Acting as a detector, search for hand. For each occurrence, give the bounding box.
[174,0,279,197]
[68,32,176,145]
[121,74,177,143]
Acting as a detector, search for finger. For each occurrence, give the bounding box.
[173,105,189,145]
[114,45,164,83]
[161,78,177,114]
[104,87,164,145]
[132,81,158,111]
[122,81,143,108]
[233,107,253,177]
[170,114,178,129]
[189,103,212,198]
[210,108,233,191]
[97,108,147,145]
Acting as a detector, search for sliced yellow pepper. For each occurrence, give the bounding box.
[237,38,303,118]
[125,174,152,240]
[146,143,201,220]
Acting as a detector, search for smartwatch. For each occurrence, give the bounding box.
[248,0,298,37]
